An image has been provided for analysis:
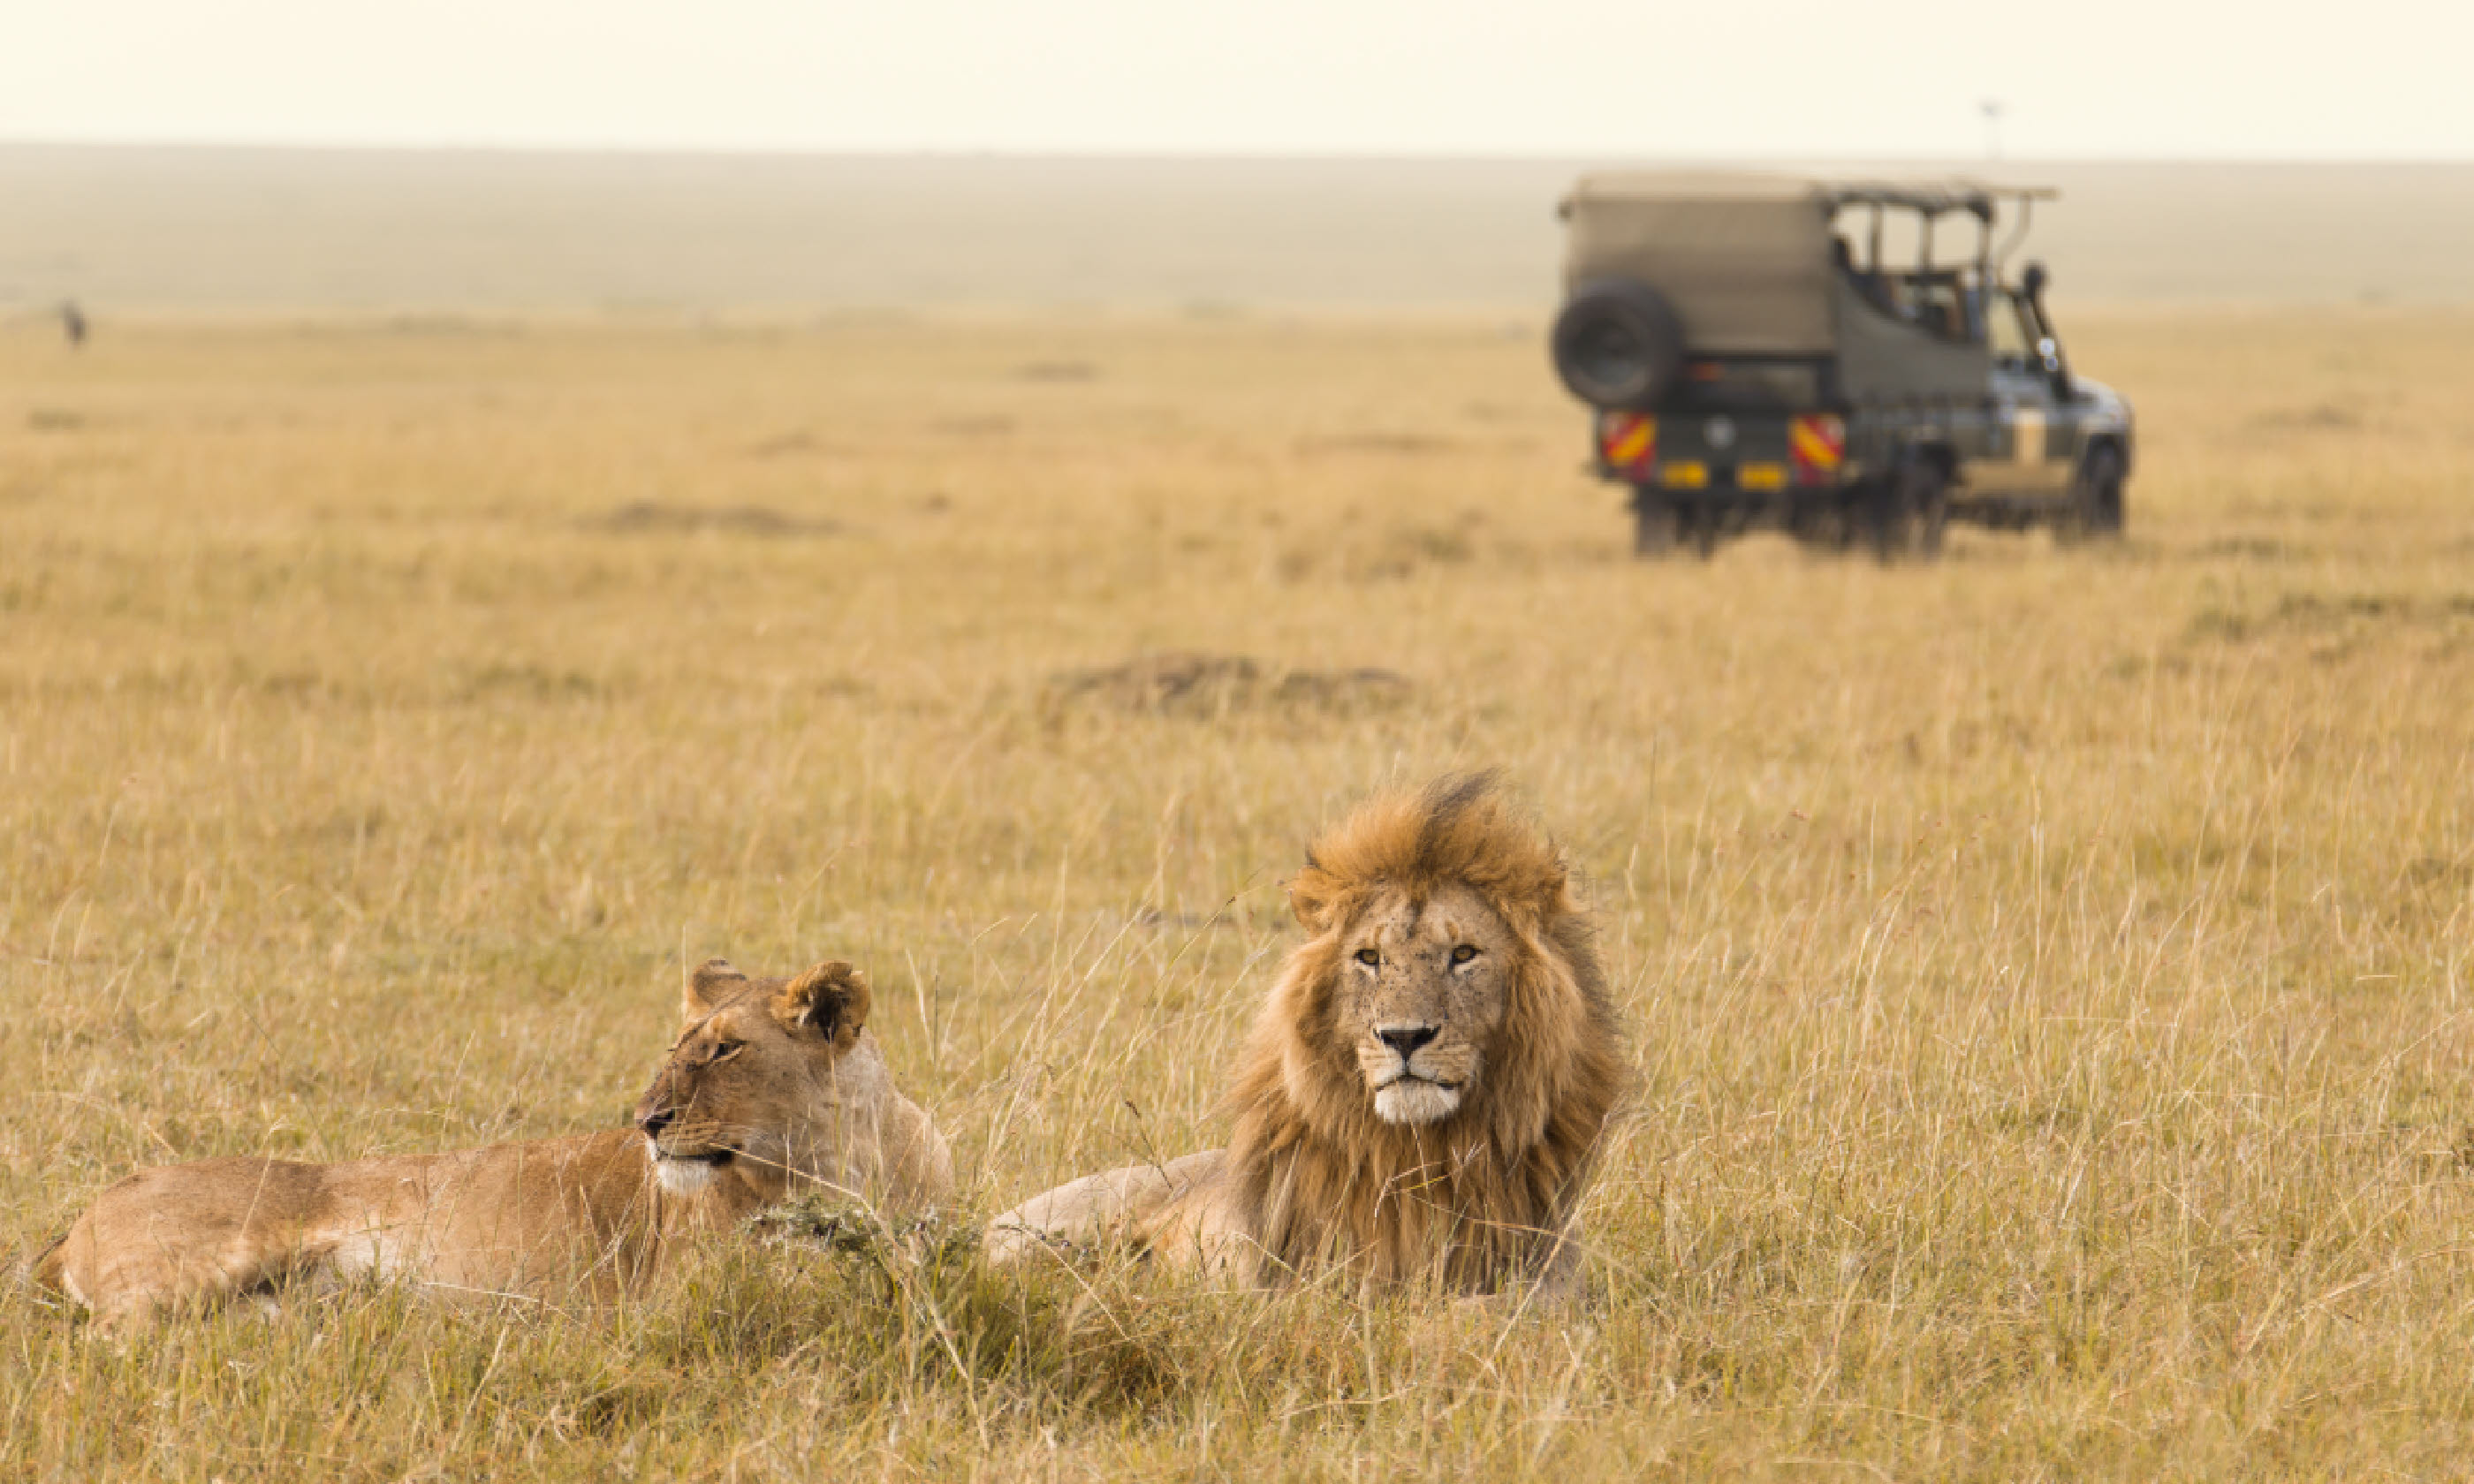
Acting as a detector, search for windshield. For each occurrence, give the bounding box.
[1988,291,2037,367]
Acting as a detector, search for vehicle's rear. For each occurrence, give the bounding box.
[1553,173,1849,501]
[1589,362,1846,497]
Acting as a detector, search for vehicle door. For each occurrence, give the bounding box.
[1985,290,2075,496]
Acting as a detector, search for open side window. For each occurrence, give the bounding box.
[1832,206,1987,347]
[1895,272,1980,344]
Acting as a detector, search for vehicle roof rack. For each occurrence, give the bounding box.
[1560,172,2061,223]
[1818,179,2060,221]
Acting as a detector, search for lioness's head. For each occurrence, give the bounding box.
[1277,773,1604,1133]
[633,958,873,1197]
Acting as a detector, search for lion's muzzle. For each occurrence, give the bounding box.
[1365,1022,1469,1124]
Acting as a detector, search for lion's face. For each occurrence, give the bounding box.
[1329,882,1517,1125]
[632,959,870,1197]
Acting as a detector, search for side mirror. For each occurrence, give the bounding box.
[2019,261,2072,397]
[2036,335,2073,398]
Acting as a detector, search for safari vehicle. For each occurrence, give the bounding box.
[1550,173,2133,557]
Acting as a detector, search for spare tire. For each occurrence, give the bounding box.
[1552,279,1686,410]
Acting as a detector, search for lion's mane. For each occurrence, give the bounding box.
[1222,773,1624,1290]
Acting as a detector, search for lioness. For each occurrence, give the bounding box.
[34,958,952,1327]
[987,774,1623,1296]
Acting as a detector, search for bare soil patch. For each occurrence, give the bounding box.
[1044,651,1411,717]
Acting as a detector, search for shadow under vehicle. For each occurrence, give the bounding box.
[1551,173,2134,559]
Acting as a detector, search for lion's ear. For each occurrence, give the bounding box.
[1286,876,1337,935]
[773,960,869,1047]
[685,958,748,1018]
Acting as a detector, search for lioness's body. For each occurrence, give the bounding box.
[38,1132,701,1321]
[990,776,1622,1297]
[36,959,951,1327]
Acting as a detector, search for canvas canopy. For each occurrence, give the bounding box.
[1560,172,2056,358]
[1560,172,1839,356]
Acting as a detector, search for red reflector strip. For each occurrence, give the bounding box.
[1789,415,1846,477]
[1599,413,1657,473]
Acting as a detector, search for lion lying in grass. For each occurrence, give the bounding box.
[34,958,952,1327]
[987,774,1624,1296]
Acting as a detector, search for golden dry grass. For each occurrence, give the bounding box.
[4,306,2474,1479]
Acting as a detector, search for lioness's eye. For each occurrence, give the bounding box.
[1355,949,1380,966]
[710,1041,744,1062]
[1452,944,1478,965]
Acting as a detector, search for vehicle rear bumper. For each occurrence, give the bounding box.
[1591,409,1853,496]
[1601,463,1847,498]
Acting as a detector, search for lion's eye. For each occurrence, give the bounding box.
[1355,949,1380,966]
[1452,944,1478,965]
[710,1041,745,1063]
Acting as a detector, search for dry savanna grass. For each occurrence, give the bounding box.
[4,306,2473,1480]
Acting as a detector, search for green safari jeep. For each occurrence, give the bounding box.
[1551,173,2133,558]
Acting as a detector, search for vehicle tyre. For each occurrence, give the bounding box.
[1786,497,1844,551]
[2068,444,2127,540]
[1909,460,1949,558]
[1861,458,1947,563]
[1859,478,1909,561]
[1631,488,1679,558]
[1658,499,1719,559]
[1552,279,1686,410]
[1678,501,1719,559]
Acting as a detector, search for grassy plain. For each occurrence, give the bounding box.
[4,306,2473,1479]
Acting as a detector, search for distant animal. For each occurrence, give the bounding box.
[987,774,1623,1297]
[59,301,86,348]
[34,958,952,1327]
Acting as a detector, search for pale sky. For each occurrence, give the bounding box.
[4,0,2463,159]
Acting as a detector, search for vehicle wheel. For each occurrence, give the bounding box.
[1552,279,1686,410]
[1861,459,1947,563]
[1861,480,1909,561]
[1786,496,1848,552]
[1678,502,1719,559]
[2067,444,2127,540]
[1631,489,1680,558]
[1909,461,1949,557]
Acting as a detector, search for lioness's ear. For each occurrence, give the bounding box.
[685,958,748,1018]
[773,960,869,1047]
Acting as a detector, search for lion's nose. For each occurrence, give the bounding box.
[1376,1024,1439,1059]
[638,1106,677,1139]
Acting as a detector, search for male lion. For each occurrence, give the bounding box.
[34,958,952,1327]
[988,774,1623,1296]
